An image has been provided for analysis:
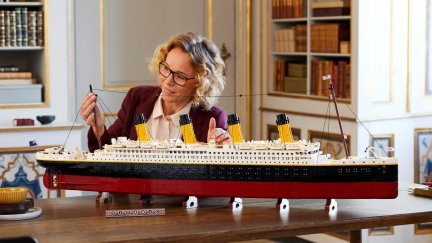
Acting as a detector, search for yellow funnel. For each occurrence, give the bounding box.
[179,114,197,144]
[134,113,151,142]
[276,113,294,143]
[227,114,244,144]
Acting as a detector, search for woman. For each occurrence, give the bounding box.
[80,32,230,152]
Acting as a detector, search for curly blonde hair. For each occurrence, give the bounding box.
[149,32,226,110]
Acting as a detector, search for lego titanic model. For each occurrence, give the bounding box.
[35,78,398,203]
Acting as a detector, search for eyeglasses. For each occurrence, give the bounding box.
[159,62,195,86]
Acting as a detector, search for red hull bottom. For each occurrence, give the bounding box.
[44,173,398,199]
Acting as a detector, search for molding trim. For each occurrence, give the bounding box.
[358,111,432,122]
[0,124,85,132]
[246,0,251,140]
[44,0,51,108]
[207,0,212,40]
[259,0,263,139]
[406,0,411,112]
[268,92,351,104]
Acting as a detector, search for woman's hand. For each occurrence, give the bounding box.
[207,117,231,144]
[80,93,105,138]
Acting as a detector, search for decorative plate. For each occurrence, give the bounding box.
[0,207,42,221]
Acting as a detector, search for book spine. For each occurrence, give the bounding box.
[0,72,32,79]
[15,7,22,46]
[0,78,36,85]
[36,10,43,46]
[5,10,10,46]
[0,10,4,47]
[21,7,28,46]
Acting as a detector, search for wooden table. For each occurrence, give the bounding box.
[1,187,432,243]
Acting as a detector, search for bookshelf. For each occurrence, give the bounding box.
[260,1,432,242]
[268,0,351,103]
[0,0,47,108]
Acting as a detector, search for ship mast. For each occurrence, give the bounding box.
[323,75,349,158]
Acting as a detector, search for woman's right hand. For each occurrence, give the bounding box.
[80,93,105,138]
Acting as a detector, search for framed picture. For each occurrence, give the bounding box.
[368,226,394,236]
[414,128,432,184]
[414,128,432,234]
[415,222,432,234]
[370,134,394,157]
[267,124,301,141]
[308,130,350,159]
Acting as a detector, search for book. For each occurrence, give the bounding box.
[311,23,350,53]
[312,7,350,17]
[414,188,432,198]
[284,76,307,94]
[0,78,36,85]
[13,118,35,126]
[272,0,305,19]
[287,63,306,78]
[311,1,350,8]
[0,72,32,79]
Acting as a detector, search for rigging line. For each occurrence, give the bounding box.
[172,127,182,148]
[327,99,331,155]
[320,99,332,148]
[96,95,122,140]
[344,103,373,138]
[62,107,81,149]
[93,88,127,93]
[325,99,332,155]
[93,88,270,98]
[93,87,332,98]
[344,104,389,157]
[97,95,117,123]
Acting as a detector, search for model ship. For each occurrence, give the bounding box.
[35,78,398,201]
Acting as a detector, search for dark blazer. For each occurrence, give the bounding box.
[88,86,227,152]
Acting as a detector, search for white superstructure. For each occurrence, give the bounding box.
[36,138,397,166]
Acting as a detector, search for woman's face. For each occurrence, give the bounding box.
[159,47,197,108]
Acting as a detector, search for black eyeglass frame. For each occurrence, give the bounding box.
[159,62,195,87]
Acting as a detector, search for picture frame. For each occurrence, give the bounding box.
[308,130,350,160]
[368,226,394,236]
[415,222,432,235]
[414,128,432,184]
[370,134,394,157]
[413,128,432,234]
[267,124,301,141]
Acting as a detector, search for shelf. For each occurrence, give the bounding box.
[311,53,350,57]
[268,91,351,104]
[0,1,47,108]
[273,52,307,56]
[310,16,351,21]
[0,2,43,7]
[272,18,308,23]
[0,47,44,51]
[268,0,352,103]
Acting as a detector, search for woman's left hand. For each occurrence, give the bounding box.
[207,118,231,144]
